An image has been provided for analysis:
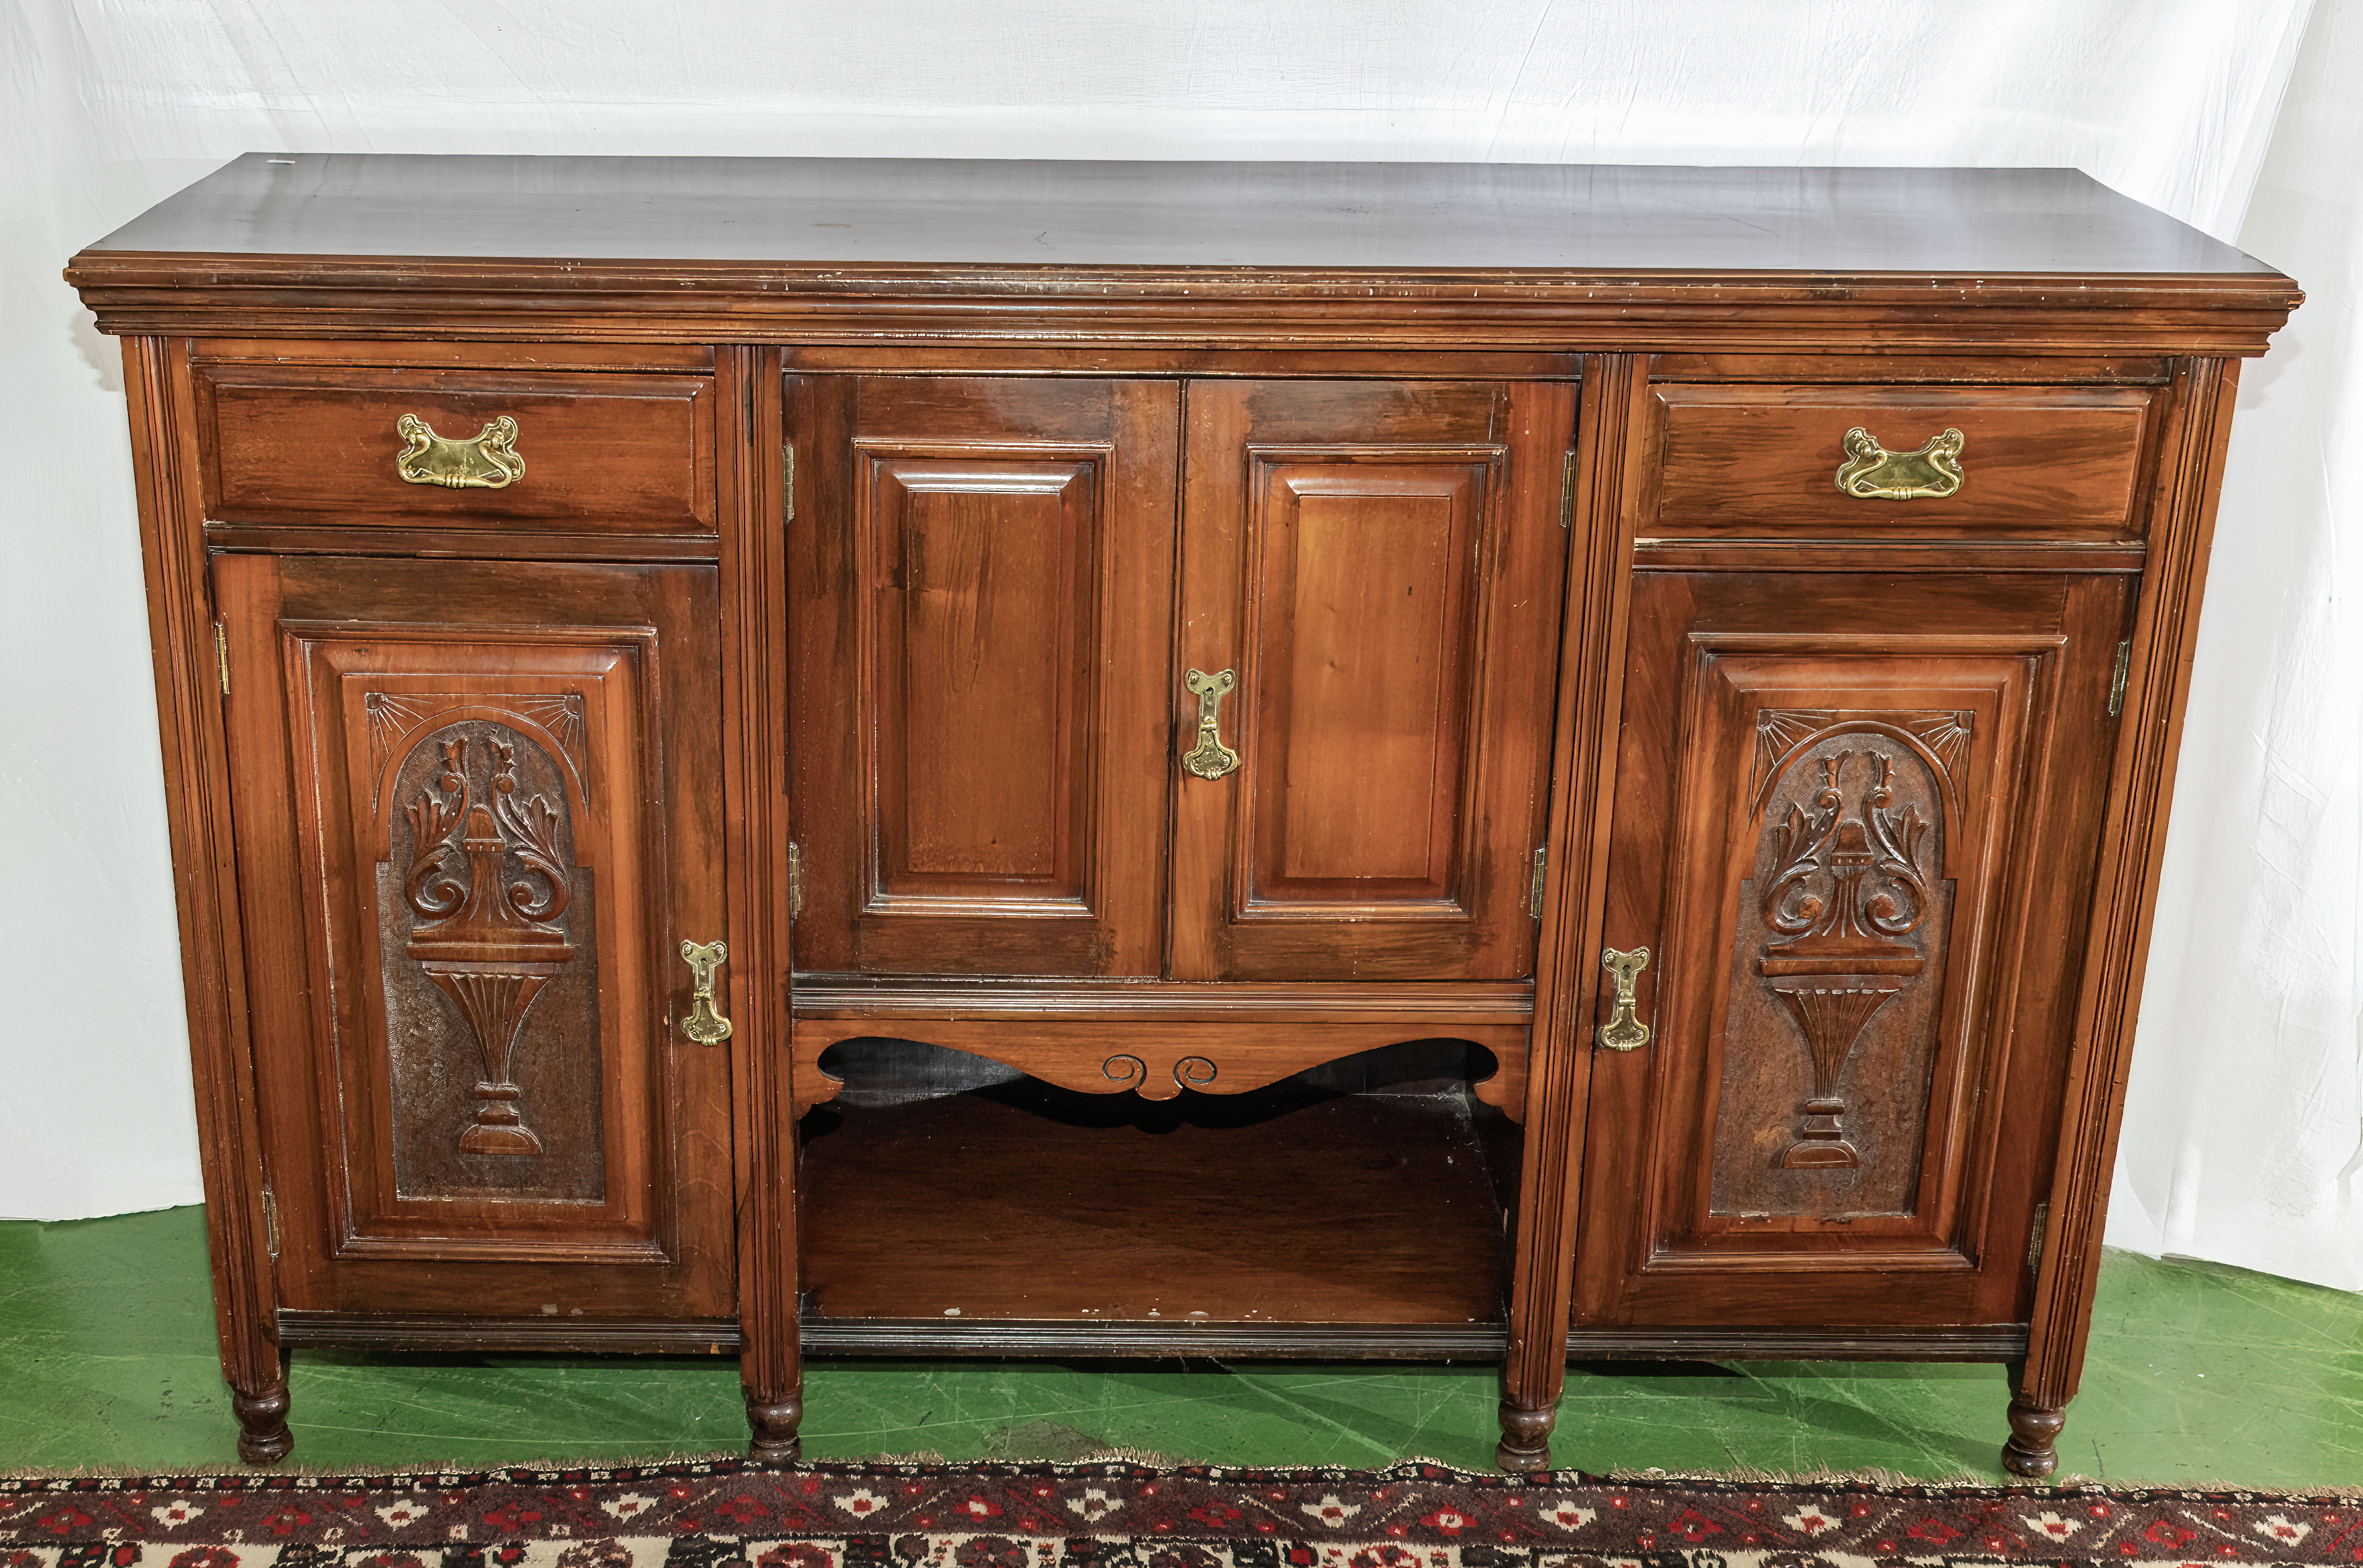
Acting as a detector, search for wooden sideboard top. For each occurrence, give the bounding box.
[65,155,2300,354]
[79,155,2272,275]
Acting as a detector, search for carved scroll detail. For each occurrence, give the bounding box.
[402,732,577,1156]
[369,690,588,808]
[1754,747,1936,1169]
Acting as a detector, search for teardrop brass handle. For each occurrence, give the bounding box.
[396,413,526,490]
[679,939,732,1046]
[1182,668,1240,780]
[1597,946,1652,1051]
[1834,426,1965,500]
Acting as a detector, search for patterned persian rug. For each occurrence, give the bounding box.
[1,1456,2354,1567]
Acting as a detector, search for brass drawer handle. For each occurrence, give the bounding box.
[1597,946,1652,1051]
[679,939,732,1045]
[396,413,526,490]
[1182,668,1241,780]
[1834,425,1965,500]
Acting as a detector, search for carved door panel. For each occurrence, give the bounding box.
[785,376,1179,977]
[1571,571,2128,1333]
[1171,381,1572,982]
[218,555,733,1321]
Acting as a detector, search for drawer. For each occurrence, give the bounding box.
[1647,384,2156,540]
[194,362,714,533]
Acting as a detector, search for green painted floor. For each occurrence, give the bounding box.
[2,1206,2358,1486]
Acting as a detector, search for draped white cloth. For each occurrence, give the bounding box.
[5,0,2355,1288]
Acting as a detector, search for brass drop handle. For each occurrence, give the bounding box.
[1597,946,1652,1051]
[679,939,732,1046]
[1834,425,1965,500]
[396,413,526,490]
[1182,668,1241,780]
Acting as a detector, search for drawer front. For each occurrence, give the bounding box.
[196,363,713,533]
[1649,384,2155,539]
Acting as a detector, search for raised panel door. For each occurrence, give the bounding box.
[218,555,733,1320]
[1172,381,1572,981]
[1571,570,2127,1332]
[785,376,1177,977]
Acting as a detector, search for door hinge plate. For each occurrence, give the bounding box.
[1529,846,1548,918]
[214,621,230,695]
[261,1188,281,1260]
[2108,641,2132,717]
[782,443,796,524]
[1559,451,1578,529]
[2026,1199,2049,1274]
[788,842,804,920]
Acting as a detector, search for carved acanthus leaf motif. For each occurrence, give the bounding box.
[1754,745,1942,1170]
[399,727,578,1159]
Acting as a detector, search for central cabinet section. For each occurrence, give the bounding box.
[781,375,1574,1349]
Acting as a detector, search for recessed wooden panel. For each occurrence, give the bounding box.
[1173,381,1572,982]
[786,376,1177,977]
[218,555,733,1320]
[1248,457,1483,902]
[866,455,1095,904]
[197,364,713,533]
[1573,570,2129,1332]
[1649,385,2154,539]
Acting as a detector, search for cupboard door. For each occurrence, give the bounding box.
[1173,381,1571,981]
[1572,570,2127,1333]
[786,377,1178,977]
[218,555,733,1321]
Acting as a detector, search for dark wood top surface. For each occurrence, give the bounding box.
[84,154,2274,278]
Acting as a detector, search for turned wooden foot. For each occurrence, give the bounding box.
[1495,1397,1556,1472]
[2003,1397,2064,1478]
[746,1393,803,1463]
[233,1377,293,1465]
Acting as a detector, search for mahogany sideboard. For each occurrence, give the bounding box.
[65,155,2299,1477]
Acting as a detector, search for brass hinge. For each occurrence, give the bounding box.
[213,621,230,695]
[2108,640,2132,717]
[1559,451,1578,529]
[2026,1199,2049,1273]
[1529,846,1548,918]
[782,443,796,523]
[788,842,804,921]
[261,1188,281,1260]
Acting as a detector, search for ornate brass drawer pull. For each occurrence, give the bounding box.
[396,413,526,490]
[1597,946,1652,1051]
[1183,668,1241,780]
[1834,425,1965,500]
[679,939,732,1046]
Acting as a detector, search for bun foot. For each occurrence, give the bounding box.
[746,1393,803,1463]
[1495,1398,1556,1472]
[2003,1397,2064,1478]
[232,1380,293,1465]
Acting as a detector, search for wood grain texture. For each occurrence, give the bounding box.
[122,336,291,1463]
[2013,357,2247,1478]
[196,360,713,533]
[65,158,2300,1473]
[1572,571,2125,1334]
[1172,381,1569,982]
[220,557,734,1318]
[1495,353,1650,1471]
[1648,385,2156,539]
[718,344,803,1459]
[786,375,1176,978]
[798,1084,1509,1329]
[65,159,2298,354]
[792,1020,1527,1119]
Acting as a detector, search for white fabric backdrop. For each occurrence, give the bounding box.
[6,0,2355,1288]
